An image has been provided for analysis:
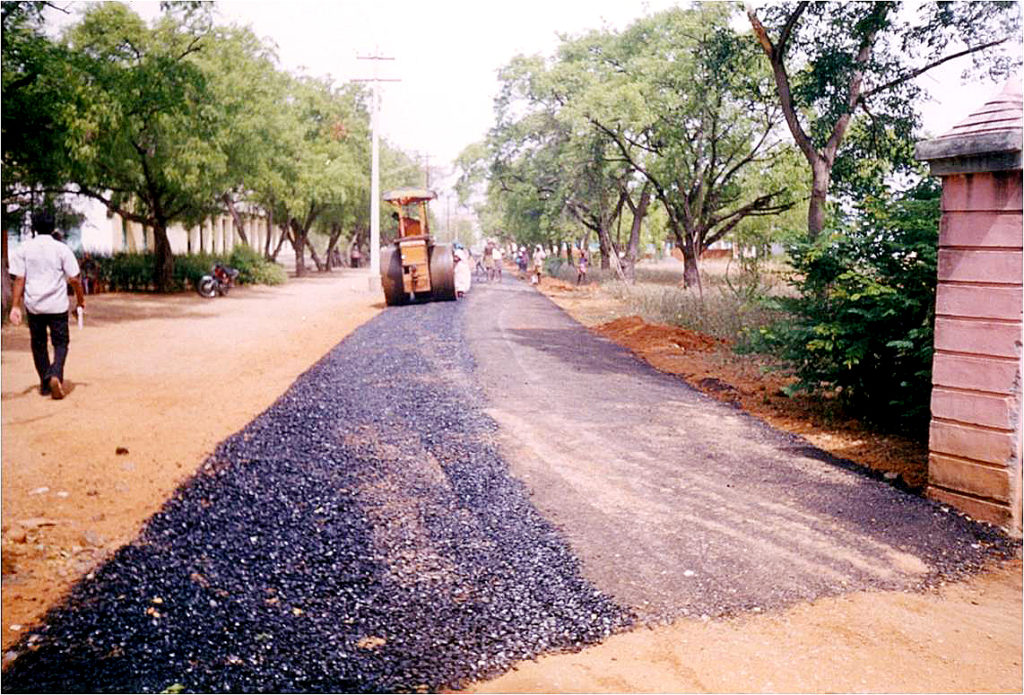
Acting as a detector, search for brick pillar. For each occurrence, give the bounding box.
[916,79,1023,533]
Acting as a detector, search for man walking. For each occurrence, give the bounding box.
[8,210,85,399]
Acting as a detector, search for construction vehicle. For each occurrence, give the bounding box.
[380,188,456,305]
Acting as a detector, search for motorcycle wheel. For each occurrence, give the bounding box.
[197,276,217,298]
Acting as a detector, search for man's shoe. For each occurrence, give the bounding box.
[48,376,64,400]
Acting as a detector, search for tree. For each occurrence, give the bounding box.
[2,1,78,309]
[55,3,234,291]
[264,75,370,276]
[192,23,286,250]
[562,6,796,288]
[747,1,1022,240]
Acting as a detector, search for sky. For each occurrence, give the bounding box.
[208,0,1019,194]
[210,0,685,185]
[49,1,1022,201]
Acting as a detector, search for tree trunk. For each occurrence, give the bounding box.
[345,235,359,267]
[153,222,175,292]
[596,225,627,282]
[598,231,611,270]
[808,159,831,241]
[270,223,289,262]
[624,185,651,284]
[1,217,10,315]
[324,224,344,271]
[308,242,326,272]
[264,209,274,259]
[290,220,307,277]
[681,244,701,289]
[222,193,251,246]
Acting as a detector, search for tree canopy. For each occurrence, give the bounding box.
[463,4,800,286]
[747,1,1022,238]
[1,1,423,290]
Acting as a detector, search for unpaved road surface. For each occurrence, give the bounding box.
[2,273,1019,692]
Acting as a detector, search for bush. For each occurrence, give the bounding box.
[93,253,157,292]
[229,245,286,286]
[174,253,219,290]
[751,181,940,437]
[82,248,287,292]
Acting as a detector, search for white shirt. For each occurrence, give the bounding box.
[9,234,80,314]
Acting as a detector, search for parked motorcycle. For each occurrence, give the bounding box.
[197,263,239,298]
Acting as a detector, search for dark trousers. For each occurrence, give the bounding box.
[27,311,70,386]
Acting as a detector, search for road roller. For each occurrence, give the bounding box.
[380,188,456,306]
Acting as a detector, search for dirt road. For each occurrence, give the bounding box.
[465,278,1008,613]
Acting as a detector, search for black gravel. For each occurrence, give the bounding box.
[2,299,631,693]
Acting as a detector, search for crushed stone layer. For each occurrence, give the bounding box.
[2,298,629,693]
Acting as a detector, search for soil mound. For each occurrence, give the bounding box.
[594,315,721,353]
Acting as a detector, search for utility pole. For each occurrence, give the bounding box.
[354,53,399,279]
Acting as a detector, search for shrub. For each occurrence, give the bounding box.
[96,253,158,292]
[82,248,287,292]
[750,181,940,437]
[174,253,219,290]
[229,245,286,286]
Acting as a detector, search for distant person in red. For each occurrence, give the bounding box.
[8,210,86,399]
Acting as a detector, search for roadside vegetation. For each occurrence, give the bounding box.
[459,2,1020,447]
[2,1,432,303]
[85,246,287,293]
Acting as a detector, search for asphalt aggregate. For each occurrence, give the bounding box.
[2,298,630,693]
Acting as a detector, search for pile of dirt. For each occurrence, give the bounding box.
[594,315,722,353]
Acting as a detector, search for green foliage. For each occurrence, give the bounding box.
[748,1,1021,238]
[751,181,941,436]
[228,245,286,285]
[472,4,799,286]
[2,3,391,287]
[2,2,77,194]
[86,249,285,292]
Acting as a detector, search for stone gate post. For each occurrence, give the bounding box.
[915,79,1023,534]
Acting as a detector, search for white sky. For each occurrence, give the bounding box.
[53,0,1021,198]
[210,0,685,183]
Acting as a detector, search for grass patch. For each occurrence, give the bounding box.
[605,282,784,343]
[555,258,790,343]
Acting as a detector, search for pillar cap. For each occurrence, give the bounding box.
[915,76,1023,174]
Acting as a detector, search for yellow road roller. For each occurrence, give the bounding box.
[380,188,456,306]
